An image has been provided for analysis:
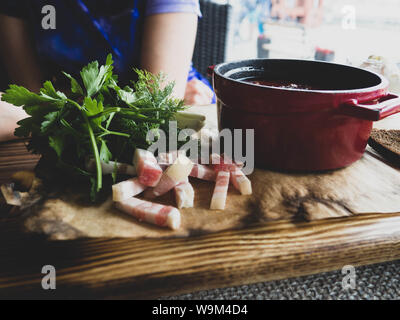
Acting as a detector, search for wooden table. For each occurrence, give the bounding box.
[2,114,400,299]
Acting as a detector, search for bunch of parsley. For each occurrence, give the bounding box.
[1,54,186,200]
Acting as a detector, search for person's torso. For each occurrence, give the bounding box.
[26,0,145,84]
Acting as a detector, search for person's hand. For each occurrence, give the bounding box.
[184,79,214,106]
[0,93,27,142]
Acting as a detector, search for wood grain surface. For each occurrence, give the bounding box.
[1,131,400,298]
[0,139,39,185]
[15,105,400,241]
[1,140,400,298]
[1,207,400,299]
[19,151,400,241]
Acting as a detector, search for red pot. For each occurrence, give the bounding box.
[210,59,400,171]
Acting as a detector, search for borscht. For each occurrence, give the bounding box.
[246,79,323,90]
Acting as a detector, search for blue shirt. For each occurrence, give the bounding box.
[0,0,202,84]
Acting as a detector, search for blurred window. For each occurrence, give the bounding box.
[226,0,400,67]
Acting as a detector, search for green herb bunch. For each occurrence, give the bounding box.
[1,54,186,200]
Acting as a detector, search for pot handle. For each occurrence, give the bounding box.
[207,65,216,77]
[338,93,400,121]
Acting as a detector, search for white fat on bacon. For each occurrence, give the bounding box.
[152,155,194,197]
[210,153,252,196]
[174,180,194,208]
[112,178,146,202]
[86,159,136,176]
[210,171,230,210]
[190,163,216,181]
[133,149,163,187]
[230,168,252,195]
[115,197,181,230]
[157,150,186,166]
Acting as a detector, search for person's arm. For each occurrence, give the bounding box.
[140,12,198,100]
[0,14,43,141]
[0,14,43,92]
[184,78,214,105]
[0,93,27,142]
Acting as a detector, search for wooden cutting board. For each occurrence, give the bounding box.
[17,152,400,241]
[1,105,400,299]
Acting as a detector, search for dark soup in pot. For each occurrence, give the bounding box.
[246,79,324,90]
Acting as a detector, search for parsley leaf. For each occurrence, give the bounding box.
[2,54,189,201]
[40,81,67,102]
[80,54,114,97]
[40,111,60,133]
[2,85,55,106]
[99,140,112,163]
[62,72,84,96]
[49,135,64,158]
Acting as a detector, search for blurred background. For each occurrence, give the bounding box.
[225,0,400,65]
[192,0,400,92]
[1,1,399,92]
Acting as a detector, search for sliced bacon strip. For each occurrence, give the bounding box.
[230,168,252,195]
[210,171,230,210]
[133,149,163,187]
[115,197,181,230]
[210,153,252,195]
[112,178,146,202]
[151,155,194,197]
[190,163,216,181]
[174,180,194,209]
[210,153,237,172]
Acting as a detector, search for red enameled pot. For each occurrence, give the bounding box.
[209,59,400,172]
